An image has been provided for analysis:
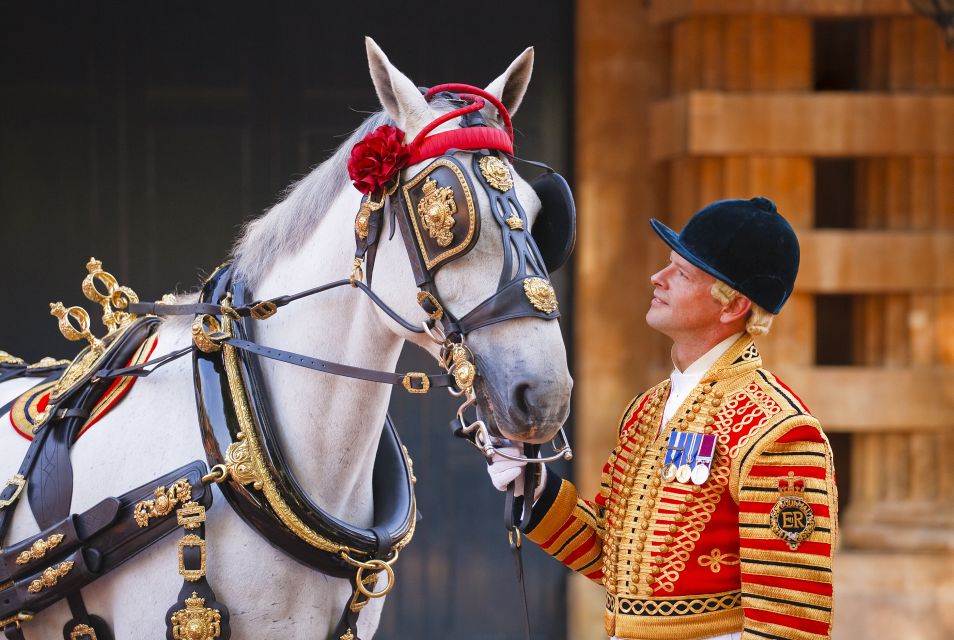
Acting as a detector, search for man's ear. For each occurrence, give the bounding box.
[720,293,752,326]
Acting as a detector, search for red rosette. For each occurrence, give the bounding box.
[347,125,410,195]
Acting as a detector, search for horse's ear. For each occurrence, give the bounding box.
[484,47,534,117]
[365,37,429,130]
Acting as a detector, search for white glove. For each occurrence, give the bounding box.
[486,440,547,502]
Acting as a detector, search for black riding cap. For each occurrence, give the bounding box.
[649,197,799,314]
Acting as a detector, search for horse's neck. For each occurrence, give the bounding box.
[248,194,402,526]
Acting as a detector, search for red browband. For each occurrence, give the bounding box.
[407,83,514,164]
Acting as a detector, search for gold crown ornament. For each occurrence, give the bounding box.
[46,258,142,404]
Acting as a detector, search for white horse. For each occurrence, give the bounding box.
[0,38,571,638]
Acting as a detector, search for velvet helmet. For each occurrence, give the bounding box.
[649,197,799,315]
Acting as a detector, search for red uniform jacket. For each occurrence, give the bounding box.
[524,337,837,640]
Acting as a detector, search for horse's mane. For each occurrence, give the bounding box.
[230,110,395,286]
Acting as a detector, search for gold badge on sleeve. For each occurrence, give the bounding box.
[770,472,816,550]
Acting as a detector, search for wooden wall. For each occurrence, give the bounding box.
[575,1,954,637]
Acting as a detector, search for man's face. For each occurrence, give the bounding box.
[646,251,724,340]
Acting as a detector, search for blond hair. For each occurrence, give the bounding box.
[710,280,774,336]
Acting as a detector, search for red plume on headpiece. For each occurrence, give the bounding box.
[347,125,410,196]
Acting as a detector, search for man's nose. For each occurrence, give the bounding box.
[650,268,667,288]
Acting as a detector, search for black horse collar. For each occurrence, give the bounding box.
[194,264,417,578]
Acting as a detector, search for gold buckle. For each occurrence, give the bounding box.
[0,612,34,630]
[178,534,207,581]
[70,622,97,640]
[191,315,228,354]
[350,258,365,288]
[177,502,207,530]
[250,301,278,320]
[416,291,444,321]
[401,372,430,394]
[0,474,26,510]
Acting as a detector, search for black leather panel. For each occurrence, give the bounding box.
[530,171,576,274]
[400,157,480,273]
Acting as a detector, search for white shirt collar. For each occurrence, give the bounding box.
[673,332,745,378]
[662,332,744,427]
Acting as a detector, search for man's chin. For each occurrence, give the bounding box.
[645,308,665,330]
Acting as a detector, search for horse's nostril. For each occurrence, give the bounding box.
[512,382,532,419]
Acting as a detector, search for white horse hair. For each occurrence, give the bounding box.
[0,37,572,639]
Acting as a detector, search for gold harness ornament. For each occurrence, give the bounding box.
[478,155,513,192]
[0,474,26,510]
[418,177,458,247]
[0,351,25,365]
[27,560,74,594]
[69,623,97,640]
[46,258,142,404]
[522,277,558,314]
[223,433,264,490]
[133,479,193,528]
[170,593,221,640]
[505,213,524,230]
[16,533,65,565]
[447,344,477,392]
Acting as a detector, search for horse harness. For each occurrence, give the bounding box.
[0,84,574,640]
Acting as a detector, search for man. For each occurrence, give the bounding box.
[488,197,837,640]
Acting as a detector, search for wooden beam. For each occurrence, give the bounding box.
[651,92,954,159]
[797,230,954,293]
[651,0,913,25]
[773,366,954,431]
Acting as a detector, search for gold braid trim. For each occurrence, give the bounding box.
[607,590,740,616]
[605,601,742,640]
[730,413,824,502]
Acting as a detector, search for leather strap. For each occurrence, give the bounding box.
[0,498,120,584]
[502,443,541,640]
[0,427,53,546]
[332,581,364,640]
[222,337,454,390]
[128,279,426,335]
[164,517,230,640]
[2,624,24,640]
[0,461,210,622]
[0,363,67,386]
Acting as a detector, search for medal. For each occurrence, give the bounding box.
[662,463,678,483]
[690,434,717,486]
[662,431,685,483]
[690,463,709,485]
[676,463,693,484]
[675,432,699,484]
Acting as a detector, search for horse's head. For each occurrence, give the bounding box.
[359,38,572,445]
